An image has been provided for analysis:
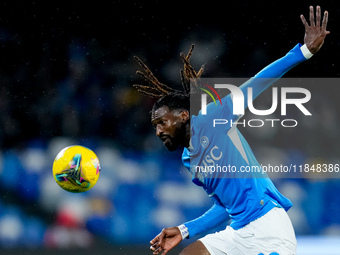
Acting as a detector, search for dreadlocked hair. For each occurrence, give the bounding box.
[133,44,205,98]
[152,92,190,113]
[179,44,205,95]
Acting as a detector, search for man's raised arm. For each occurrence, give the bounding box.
[238,5,329,109]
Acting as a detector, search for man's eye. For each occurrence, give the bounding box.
[152,120,165,129]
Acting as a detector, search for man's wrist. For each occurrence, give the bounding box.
[301,44,314,59]
[177,224,189,240]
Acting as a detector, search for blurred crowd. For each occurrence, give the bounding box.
[0,29,154,150]
[0,135,340,249]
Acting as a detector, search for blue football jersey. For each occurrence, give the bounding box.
[182,43,308,237]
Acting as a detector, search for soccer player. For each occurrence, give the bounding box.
[134,6,329,255]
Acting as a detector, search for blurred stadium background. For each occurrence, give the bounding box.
[0,1,340,254]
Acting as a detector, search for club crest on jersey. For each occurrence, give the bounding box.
[200,136,209,149]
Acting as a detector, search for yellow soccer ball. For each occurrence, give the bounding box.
[52,145,101,193]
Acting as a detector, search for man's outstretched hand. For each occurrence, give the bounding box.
[300,5,330,54]
[150,227,182,255]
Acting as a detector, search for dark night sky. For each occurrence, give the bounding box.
[0,0,338,148]
[0,1,338,78]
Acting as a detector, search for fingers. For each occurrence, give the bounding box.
[150,234,160,254]
[150,242,162,255]
[302,6,329,32]
[150,234,159,246]
[316,6,321,27]
[309,6,315,27]
[301,5,329,54]
[150,231,165,255]
[150,243,160,254]
[300,14,308,28]
[322,10,329,33]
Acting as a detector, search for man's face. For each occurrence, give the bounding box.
[151,106,187,151]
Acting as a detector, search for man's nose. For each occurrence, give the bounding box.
[156,125,163,137]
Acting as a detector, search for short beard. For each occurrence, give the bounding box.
[164,122,186,152]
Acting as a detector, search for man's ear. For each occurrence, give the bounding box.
[180,110,190,123]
